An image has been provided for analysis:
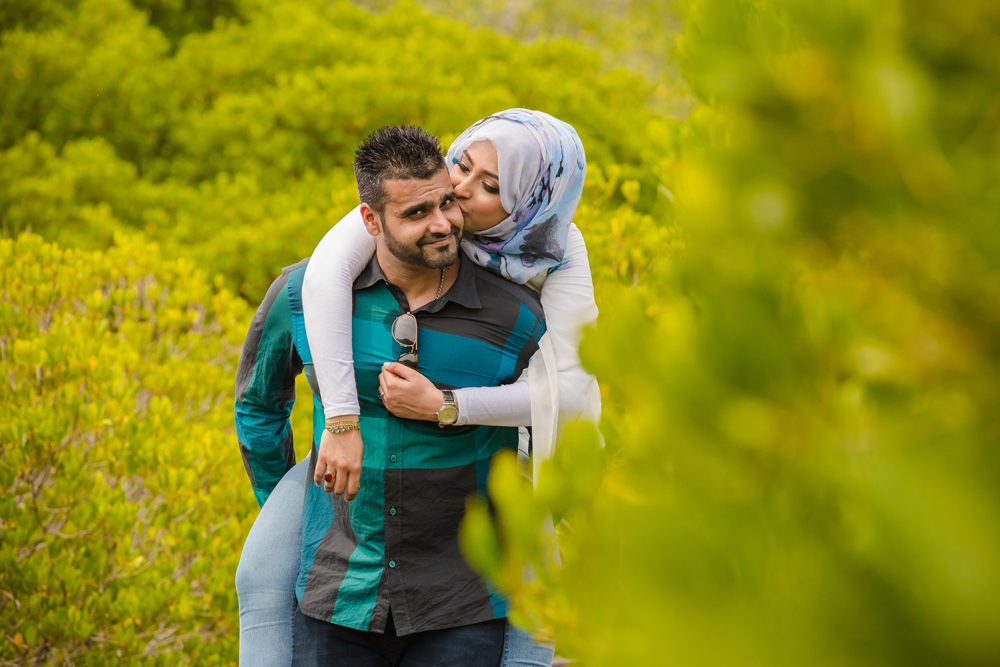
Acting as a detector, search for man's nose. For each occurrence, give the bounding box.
[427,208,453,234]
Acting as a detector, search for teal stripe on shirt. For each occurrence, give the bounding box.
[331,463,386,628]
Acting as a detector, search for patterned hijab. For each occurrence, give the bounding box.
[446,108,586,285]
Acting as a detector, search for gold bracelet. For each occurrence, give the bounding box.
[325,419,360,435]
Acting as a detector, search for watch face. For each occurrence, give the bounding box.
[438,405,458,425]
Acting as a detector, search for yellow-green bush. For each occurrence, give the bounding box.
[11,0,998,665]
[464,1,1000,666]
[0,233,254,664]
[0,0,672,302]
[0,1,670,663]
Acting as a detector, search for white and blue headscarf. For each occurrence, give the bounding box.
[446,108,586,285]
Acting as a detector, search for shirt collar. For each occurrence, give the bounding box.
[354,252,482,312]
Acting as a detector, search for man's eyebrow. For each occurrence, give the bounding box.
[400,200,435,217]
[400,192,456,218]
[463,150,499,181]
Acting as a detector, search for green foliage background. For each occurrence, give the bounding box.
[2,0,999,665]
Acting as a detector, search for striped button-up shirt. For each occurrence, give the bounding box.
[235,253,545,635]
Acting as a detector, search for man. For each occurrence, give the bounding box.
[235,125,545,665]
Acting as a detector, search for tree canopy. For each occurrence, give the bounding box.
[3,0,999,665]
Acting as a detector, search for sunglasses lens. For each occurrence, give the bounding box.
[397,351,418,369]
[392,314,418,347]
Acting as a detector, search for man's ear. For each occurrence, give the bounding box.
[360,203,382,237]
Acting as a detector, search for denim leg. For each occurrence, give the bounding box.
[401,617,506,667]
[236,457,310,667]
[501,622,555,667]
[292,605,389,667]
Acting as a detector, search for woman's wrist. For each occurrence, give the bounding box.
[451,389,468,426]
[423,390,445,421]
[325,415,360,433]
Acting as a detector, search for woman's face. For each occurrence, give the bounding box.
[450,140,510,232]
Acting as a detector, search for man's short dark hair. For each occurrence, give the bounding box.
[354,125,448,218]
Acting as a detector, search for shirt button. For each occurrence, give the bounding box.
[390,454,397,462]
[389,507,396,516]
[389,560,396,568]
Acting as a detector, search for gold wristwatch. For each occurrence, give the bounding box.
[436,390,458,428]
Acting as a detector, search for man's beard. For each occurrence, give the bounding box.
[382,221,461,269]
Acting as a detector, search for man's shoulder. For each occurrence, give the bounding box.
[259,257,310,296]
[257,257,309,307]
[281,257,311,282]
[249,257,312,338]
[469,262,543,318]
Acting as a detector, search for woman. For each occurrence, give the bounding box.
[236,109,600,666]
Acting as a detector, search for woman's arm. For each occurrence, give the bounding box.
[379,223,599,428]
[302,207,374,502]
[532,222,600,420]
[378,361,533,427]
[455,223,599,424]
[301,206,376,419]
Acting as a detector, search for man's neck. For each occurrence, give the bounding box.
[375,244,459,311]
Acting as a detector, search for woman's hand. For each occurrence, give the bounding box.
[314,417,363,501]
[378,362,445,421]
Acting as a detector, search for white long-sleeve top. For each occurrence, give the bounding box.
[301,207,601,477]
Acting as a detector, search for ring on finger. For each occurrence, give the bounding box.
[377,388,384,400]
[324,472,333,484]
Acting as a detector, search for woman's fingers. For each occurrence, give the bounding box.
[378,371,389,402]
[383,361,417,380]
[346,470,361,500]
[377,364,444,421]
[333,464,348,496]
[314,453,327,487]
[316,431,333,489]
[379,364,409,401]
[315,427,364,501]
[324,462,359,498]
[317,458,336,493]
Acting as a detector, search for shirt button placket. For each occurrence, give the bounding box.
[388,430,401,579]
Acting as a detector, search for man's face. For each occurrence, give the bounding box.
[376,169,465,269]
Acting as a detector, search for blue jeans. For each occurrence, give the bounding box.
[236,459,555,667]
[293,607,504,666]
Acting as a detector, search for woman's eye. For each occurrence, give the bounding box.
[483,183,499,195]
[457,161,470,173]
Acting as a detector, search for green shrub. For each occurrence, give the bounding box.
[0,0,673,303]
[465,1,1000,665]
[0,2,674,662]
[23,1,998,666]
[0,233,255,665]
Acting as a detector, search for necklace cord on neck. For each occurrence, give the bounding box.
[435,268,445,300]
